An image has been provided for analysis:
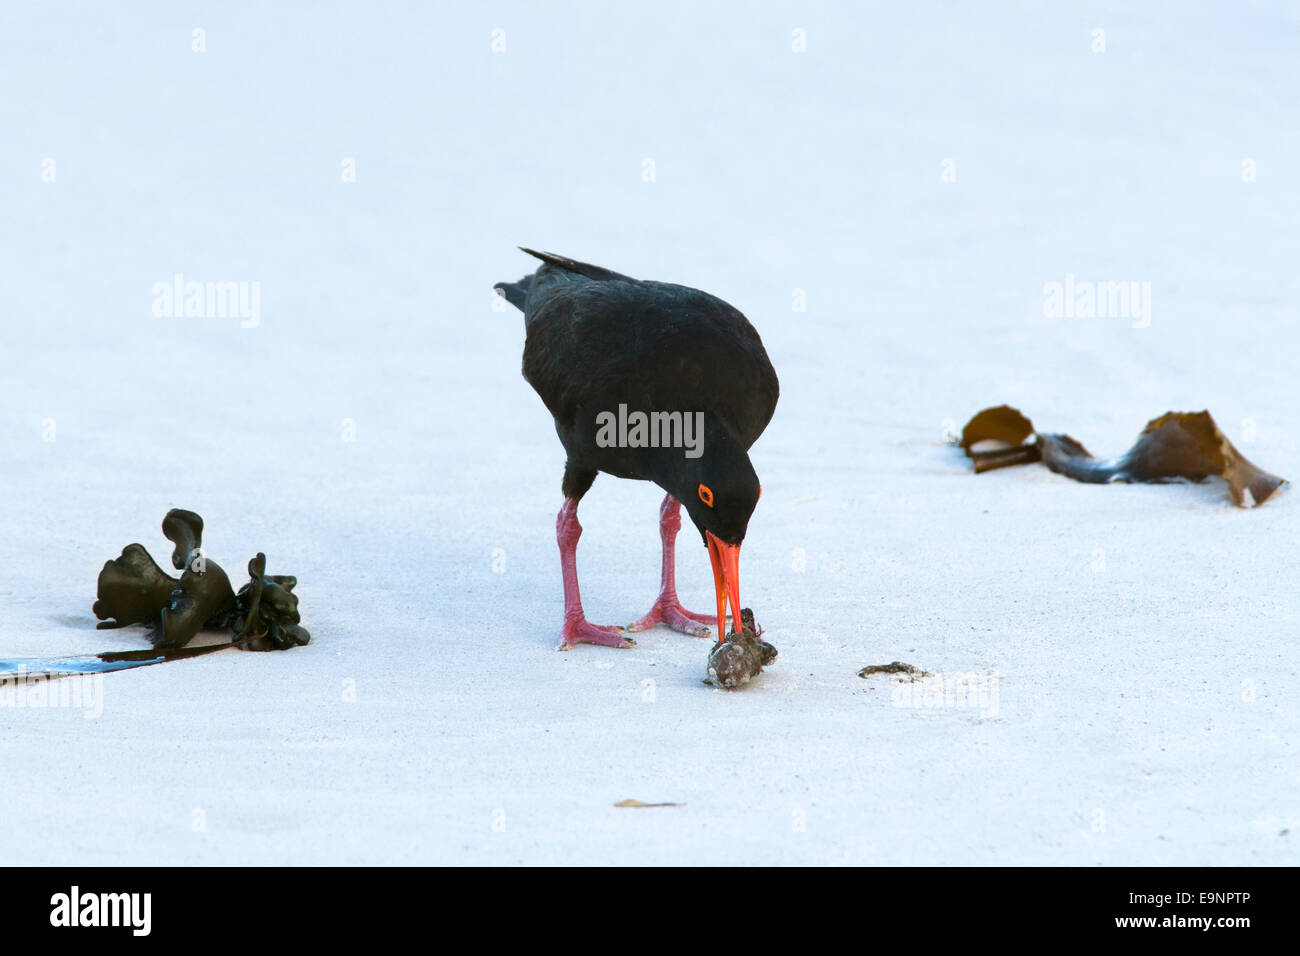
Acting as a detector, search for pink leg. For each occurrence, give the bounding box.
[556,499,635,651]
[627,495,723,638]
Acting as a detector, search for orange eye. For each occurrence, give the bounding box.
[698,484,714,508]
[757,485,762,501]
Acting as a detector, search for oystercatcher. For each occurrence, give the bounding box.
[496,249,779,650]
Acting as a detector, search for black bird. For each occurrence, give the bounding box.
[496,249,779,650]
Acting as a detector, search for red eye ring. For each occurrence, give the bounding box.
[698,484,714,508]
[757,484,762,502]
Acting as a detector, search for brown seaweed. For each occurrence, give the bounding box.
[0,642,238,681]
[959,405,1286,507]
[231,553,310,651]
[92,509,310,653]
[91,544,177,629]
[153,560,237,648]
[8,512,309,682]
[858,661,931,679]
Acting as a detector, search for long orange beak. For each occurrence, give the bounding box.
[705,532,741,642]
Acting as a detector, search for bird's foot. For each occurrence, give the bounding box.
[558,617,636,651]
[627,596,722,639]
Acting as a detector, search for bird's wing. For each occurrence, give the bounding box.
[522,278,778,449]
[518,248,635,282]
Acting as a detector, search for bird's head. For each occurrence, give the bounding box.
[663,421,761,641]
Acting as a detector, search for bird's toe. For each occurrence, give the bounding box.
[558,619,635,650]
[630,599,718,638]
[662,606,713,638]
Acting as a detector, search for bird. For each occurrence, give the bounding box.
[496,248,779,650]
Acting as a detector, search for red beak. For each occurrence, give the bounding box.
[705,532,742,642]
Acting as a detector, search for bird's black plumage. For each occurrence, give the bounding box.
[497,249,779,545]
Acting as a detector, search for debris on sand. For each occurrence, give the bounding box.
[92,509,310,650]
[5,510,313,683]
[94,509,310,651]
[705,608,777,689]
[858,661,931,680]
[958,405,1286,507]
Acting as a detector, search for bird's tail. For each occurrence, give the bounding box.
[493,275,531,312]
[495,247,630,314]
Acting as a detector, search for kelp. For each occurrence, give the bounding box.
[1,510,311,682]
[93,509,309,649]
[959,405,1286,507]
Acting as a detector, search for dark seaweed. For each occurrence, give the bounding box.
[959,405,1286,507]
[92,509,310,652]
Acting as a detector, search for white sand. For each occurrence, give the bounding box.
[1,1,1296,864]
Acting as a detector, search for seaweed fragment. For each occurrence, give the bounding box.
[959,405,1286,507]
[232,554,310,651]
[161,508,204,571]
[152,558,237,648]
[91,509,310,654]
[858,661,931,679]
[92,544,178,629]
[0,642,237,681]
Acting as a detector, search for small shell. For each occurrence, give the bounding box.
[704,608,777,689]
